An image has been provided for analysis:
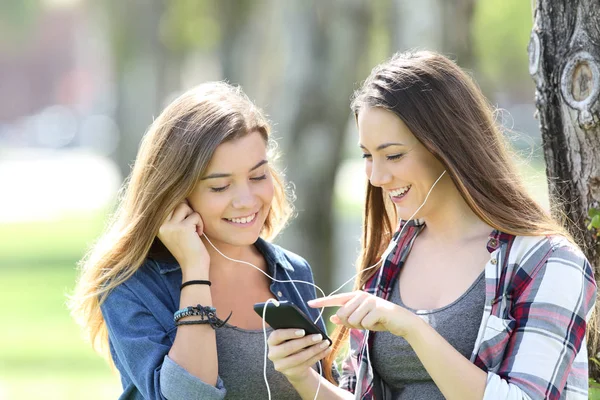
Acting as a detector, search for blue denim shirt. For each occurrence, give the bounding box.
[100,238,325,400]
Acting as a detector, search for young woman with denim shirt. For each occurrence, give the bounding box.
[267,51,597,399]
[69,82,331,399]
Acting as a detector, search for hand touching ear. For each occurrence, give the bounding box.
[158,202,210,275]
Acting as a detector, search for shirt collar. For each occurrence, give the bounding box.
[486,229,512,253]
[152,236,295,275]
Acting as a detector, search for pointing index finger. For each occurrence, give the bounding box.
[307,292,357,308]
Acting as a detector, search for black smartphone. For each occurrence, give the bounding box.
[253,301,332,345]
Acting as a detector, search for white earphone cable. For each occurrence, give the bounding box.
[203,170,446,399]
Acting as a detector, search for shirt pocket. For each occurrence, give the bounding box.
[478,315,515,372]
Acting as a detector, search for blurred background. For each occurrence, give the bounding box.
[0,0,546,398]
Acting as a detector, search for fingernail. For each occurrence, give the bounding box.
[320,341,329,349]
[295,330,305,337]
[312,334,322,342]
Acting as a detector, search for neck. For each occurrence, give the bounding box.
[419,188,492,245]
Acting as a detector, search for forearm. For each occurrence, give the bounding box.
[168,266,219,386]
[289,369,354,400]
[405,317,486,400]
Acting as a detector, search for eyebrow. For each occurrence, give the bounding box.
[201,159,268,180]
[359,142,405,151]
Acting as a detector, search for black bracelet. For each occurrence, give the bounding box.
[180,280,211,290]
[175,319,210,326]
[175,310,233,329]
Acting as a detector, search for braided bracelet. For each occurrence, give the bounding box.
[174,305,216,323]
[174,304,232,329]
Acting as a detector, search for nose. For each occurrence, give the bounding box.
[367,159,392,188]
[232,183,257,209]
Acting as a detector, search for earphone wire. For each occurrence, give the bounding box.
[203,169,446,399]
[203,234,325,400]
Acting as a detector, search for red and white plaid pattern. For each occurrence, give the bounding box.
[340,220,596,400]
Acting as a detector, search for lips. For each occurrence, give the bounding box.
[389,185,411,200]
[224,212,258,225]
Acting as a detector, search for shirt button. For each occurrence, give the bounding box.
[277,291,283,297]
[488,238,498,248]
[490,258,497,265]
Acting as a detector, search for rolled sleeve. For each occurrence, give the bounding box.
[484,371,533,400]
[482,244,596,400]
[161,355,226,400]
[101,281,227,400]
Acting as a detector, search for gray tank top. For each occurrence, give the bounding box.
[215,324,301,399]
[371,272,485,399]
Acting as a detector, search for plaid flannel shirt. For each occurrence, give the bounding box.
[339,220,597,399]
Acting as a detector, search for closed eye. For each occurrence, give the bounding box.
[250,174,267,181]
[361,153,372,160]
[387,153,404,161]
[210,185,229,192]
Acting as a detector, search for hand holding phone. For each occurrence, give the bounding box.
[253,300,331,345]
[258,300,333,385]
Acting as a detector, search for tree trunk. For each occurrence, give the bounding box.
[529,0,600,378]
[267,0,372,294]
[216,0,372,294]
[106,0,169,179]
[390,0,476,69]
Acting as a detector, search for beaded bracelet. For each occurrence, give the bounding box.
[174,304,232,329]
[174,305,216,323]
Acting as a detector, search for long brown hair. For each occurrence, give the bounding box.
[322,50,591,382]
[69,82,293,361]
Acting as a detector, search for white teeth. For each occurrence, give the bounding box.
[390,185,411,197]
[228,213,256,224]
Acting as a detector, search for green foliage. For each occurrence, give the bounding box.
[472,0,534,93]
[588,208,600,234]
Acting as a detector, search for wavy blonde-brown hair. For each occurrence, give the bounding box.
[69,82,293,360]
[322,50,592,383]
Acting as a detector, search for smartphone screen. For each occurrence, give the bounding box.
[253,301,332,345]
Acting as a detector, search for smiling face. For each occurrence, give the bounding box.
[357,107,448,221]
[187,130,274,248]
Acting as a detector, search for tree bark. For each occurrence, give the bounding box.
[529,0,600,378]
[106,0,170,179]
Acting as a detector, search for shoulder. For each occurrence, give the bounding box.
[101,257,177,310]
[507,234,588,269]
[507,234,596,301]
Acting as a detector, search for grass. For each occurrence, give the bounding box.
[0,211,122,399]
[1,163,597,398]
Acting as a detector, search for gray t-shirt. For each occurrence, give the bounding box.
[216,324,302,399]
[371,272,485,399]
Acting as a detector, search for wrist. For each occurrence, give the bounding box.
[286,367,316,387]
[402,313,427,344]
[181,264,210,281]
